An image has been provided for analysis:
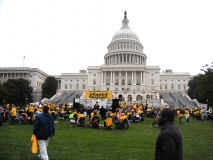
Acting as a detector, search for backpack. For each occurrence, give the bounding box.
[36,116,50,139]
[36,125,49,139]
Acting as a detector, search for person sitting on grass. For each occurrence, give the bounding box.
[104,112,113,129]
[150,110,160,128]
[77,111,85,125]
[91,112,100,129]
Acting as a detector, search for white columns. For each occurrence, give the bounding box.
[143,71,145,85]
[104,71,106,84]
[102,72,104,84]
[132,71,133,85]
[58,81,60,90]
[125,71,127,85]
[112,71,114,84]
[134,71,136,84]
[110,71,112,84]
[119,71,121,85]
[141,71,143,84]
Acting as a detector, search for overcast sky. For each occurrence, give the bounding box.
[0,0,212,76]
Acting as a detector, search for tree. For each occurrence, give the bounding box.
[188,62,213,107]
[3,80,21,105]
[0,84,9,105]
[17,78,33,105]
[3,78,33,105]
[41,76,57,99]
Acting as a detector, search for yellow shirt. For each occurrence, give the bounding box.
[119,115,127,122]
[185,110,189,114]
[6,104,9,109]
[124,103,128,109]
[37,108,42,112]
[56,107,60,111]
[110,112,117,118]
[29,106,34,112]
[77,113,84,119]
[137,110,142,115]
[10,107,16,116]
[177,110,183,118]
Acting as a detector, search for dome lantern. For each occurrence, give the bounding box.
[122,10,129,29]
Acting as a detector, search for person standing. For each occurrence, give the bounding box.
[155,108,183,160]
[10,104,16,125]
[185,108,190,124]
[202,107,207,122]
[100,106,106,120]
[0,110,3,126]
[176,109,183,124]
[33,106,55,160]
[105,105,109,111]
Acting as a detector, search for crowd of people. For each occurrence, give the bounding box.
[0,101,212,128]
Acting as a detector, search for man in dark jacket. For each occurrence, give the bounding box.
[100,106,106,120]
[33,106,55,160]
[155,108,183,160]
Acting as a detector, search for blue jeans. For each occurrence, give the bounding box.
[11,116,16,125]
[179,117,182,124]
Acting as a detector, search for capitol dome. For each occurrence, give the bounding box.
[111,11,140,42]
[104,11,146,66]
[112,29,140,41]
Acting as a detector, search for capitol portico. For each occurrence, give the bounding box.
[0,11,191,104]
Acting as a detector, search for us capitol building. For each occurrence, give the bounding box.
[0,12,191,104]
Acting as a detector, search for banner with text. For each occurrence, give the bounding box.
[85,90,112,99]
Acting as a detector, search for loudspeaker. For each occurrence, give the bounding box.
[73,102,80,110]
[73,98,80,110]
[112,99,119,112]
[113,99,119,104]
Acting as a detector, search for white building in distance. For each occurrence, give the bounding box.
[0,12,191,103]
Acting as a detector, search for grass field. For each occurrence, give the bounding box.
[0,116,213,160]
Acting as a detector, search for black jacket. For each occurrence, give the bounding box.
[155,122,183,160]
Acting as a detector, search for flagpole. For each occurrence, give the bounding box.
[23,56,25,67]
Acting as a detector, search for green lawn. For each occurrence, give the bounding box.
[0,116,213,160]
